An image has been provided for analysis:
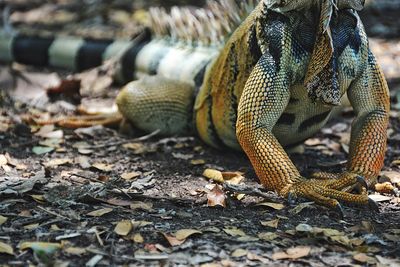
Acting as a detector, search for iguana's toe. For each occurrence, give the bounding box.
[356,175,368,189]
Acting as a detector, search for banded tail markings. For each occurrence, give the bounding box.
[76,39,113,71]
[13,35,55,66]
[48,37,85,70]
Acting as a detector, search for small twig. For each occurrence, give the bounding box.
[83,129,160,149]
[36,206,71,221]
[223,183,273,199]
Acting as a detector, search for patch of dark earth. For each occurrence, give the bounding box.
[1,79,400,265]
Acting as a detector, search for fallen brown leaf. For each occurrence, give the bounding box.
[114,220,132,236]
[87,208,113,217]
[207,185,226,208]
[175,229,202,240]
[272,246,311,260]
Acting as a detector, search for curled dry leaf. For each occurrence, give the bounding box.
[175,229,202,240]
[260,219,280,228]
[223,227,246,237]
[121,171,141,180]
[162,233,186,247]
[256,202,285,210]
[130,201,153,211]
[114,220,133,236]
[91,163,114,172]
[202,169,245,185]
[258,232,279,241]
[207,185,226,208]
[0,242,14,255]
[272,246,311,260]
[87,208,113,217]
[43,158,72,168]
[203,169,224,183]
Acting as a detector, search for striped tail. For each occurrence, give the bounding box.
[0,30,151,83]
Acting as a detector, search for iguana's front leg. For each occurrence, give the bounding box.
[237,51,388,210]
[236,53,302,192]
[313,52,390,192]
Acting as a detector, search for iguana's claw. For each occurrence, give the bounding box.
[356,175,368,189]
[286,173,371,211]
[368,198,380,212]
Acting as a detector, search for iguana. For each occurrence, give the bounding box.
[0,0,390,211]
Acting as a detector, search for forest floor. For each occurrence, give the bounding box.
[0,1,400,266]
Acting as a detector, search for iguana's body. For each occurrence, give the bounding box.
[0,0,390,209]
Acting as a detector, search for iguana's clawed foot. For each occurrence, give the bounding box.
[284,172,379,213]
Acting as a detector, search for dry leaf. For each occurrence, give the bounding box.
[231,248,248,258]
[0,215,7,225]
[123,143,149,154]
[114,220,132,236]
[272,246,311,260]
[260,219,280,228]
[121,171,141,180]
[43,158,72,167]
[289,202,314,214]
[0,155,7,166]
[256,202,285,210]
[92,163,113,172]
[106,198,133,207]
[130,201,153,211]
[258,232,279,241]
[132,233,144,243]
[162,233,185,246]
[353,253,376,264]
[203,169,224,183]
[207,185,226,208]
[222,171,245,185]
[175,229,202,240]
[87,208,113,217]
[24,223,40,230]
[0,242,14,255]
[223,227,246,237]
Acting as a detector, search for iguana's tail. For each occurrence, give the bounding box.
[0,30,151,83]
[0,0,257,84]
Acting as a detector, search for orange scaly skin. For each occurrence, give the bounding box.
[117,1,390,210]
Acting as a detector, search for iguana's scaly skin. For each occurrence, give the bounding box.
[117,1,390,209]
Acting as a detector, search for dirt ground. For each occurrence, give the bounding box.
[1,1,400,266]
